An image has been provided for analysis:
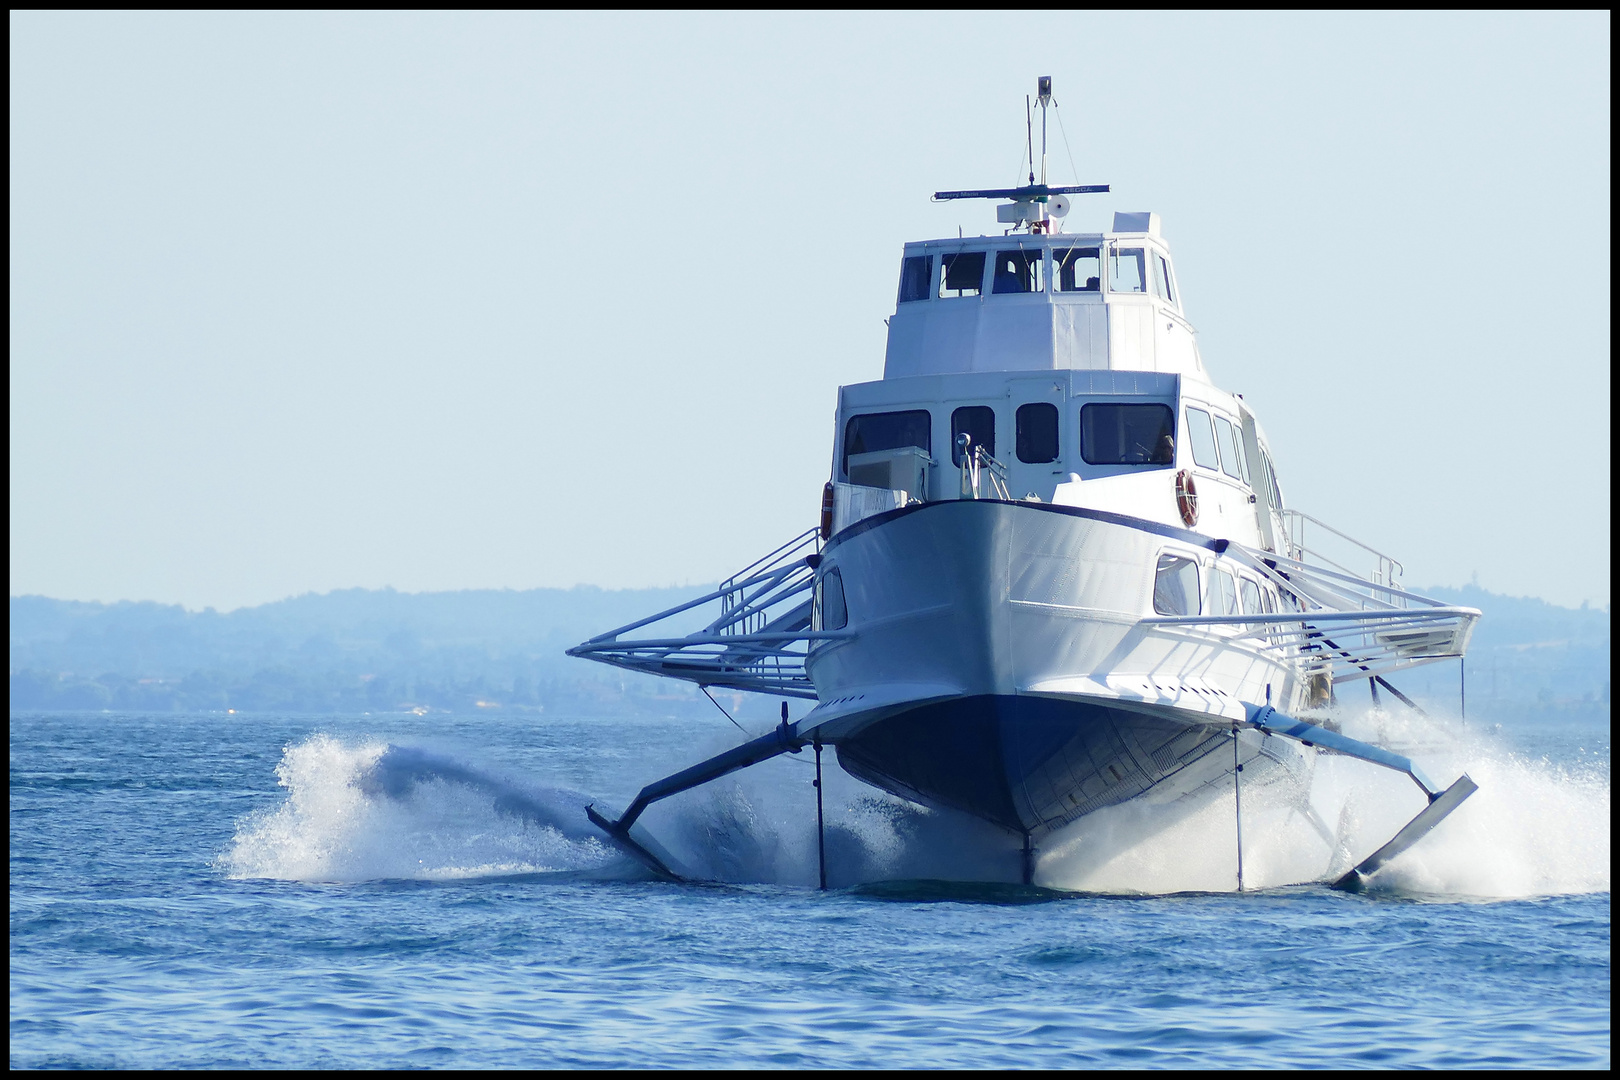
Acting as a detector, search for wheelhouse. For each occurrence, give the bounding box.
[883,213,1201,379]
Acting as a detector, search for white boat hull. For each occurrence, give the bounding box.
[803,499,1309,834]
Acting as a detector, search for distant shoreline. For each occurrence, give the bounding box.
[11,585,1609,720]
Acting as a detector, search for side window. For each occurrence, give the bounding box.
[814,567,848,631]
[950,406,995,466]
[1222,416,1251,484]
[1212,416,1244,480]
[897,256,932,303]
[843,410,931,477]
[1153,554,1201,616]
[1264,454,1283,509]
[1238,577,1261,617]
[1109,247,1146,294]
[1080,403,1175,465]
[1184,407,1221,471]
[1052,247,1101,292]
[1255,448,1276,507]
[1015,402,1059,463]
[991,249,1044,294]
[1212,568,1239,615]
[1153,254,1176,305]
[938,251,985,298]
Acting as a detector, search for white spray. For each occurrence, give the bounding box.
[223,706,1607,898]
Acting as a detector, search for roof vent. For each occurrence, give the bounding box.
[1112,212,1161,237]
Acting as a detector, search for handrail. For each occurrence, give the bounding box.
[956,434,1012,501]
[569,527,826,698]
[1177,540,1482,684]
[1281,509,1404,589]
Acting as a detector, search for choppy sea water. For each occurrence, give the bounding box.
[10,706,1610,1069]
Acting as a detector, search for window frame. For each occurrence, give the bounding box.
[1211,414,1245,482]
[950,405,996,467]
[937,250,988,299]
[990,246,1046,295]
[1152,252,1177,307]
[1152,552,1203,617]
[1107,244,1148,296]
[841,409,933,479]
[1211,566,1240,617]
[897,254,933,304]
[1079,402,1176,466]
[813,566,848,632]
[1015,401,1060,464]
[1052,246,1103,293]
[1183,405,1223,473]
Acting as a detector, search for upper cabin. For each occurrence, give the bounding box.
[883,212,1201,380]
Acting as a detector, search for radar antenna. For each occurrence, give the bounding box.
[934,76,1107,233]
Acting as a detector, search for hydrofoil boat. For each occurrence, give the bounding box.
[570,79,1480,891]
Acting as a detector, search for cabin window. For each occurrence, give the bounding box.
[814,567,848,632]
[1264,453,1283,509]
[1254,447,1276,507]
[1016,402,1059,463]
[1185,407,1221,471]
[1238,577,1262,619]
[1153,254,1176,304]
[843,410,931,478]
[938,251,985,298]
[1212,415,1245,481]
[1109,247,1146,294]
[1225,418,1252,485]
[897,256,932,303]
[1080,403,1175,465]
[1052,248,1101,292]
[992,249,1044,294]
[1153,554,1201,616]
[950,406,996,466]
[1212,568,1240,616]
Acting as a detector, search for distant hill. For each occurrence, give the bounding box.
[1384,585,1609,720]
[9,585,715,717]
[8,583,1609,720]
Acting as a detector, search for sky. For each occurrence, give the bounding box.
[10,12,1611,611]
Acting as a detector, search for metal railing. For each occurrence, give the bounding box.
[957,434,1011,501]
[1143,542,1478,685]
[568,527,837,699]
[1281,509,1405,592]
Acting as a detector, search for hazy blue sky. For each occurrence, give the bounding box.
[10,12,1611,610]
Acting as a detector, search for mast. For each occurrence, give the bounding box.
[1038,75,1051,186]
[932,77,1105,232]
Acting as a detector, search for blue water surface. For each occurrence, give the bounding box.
[10,711,1611,1069]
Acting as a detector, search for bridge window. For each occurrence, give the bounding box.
[1016,402,1059,463]
[1184,407,1221,471]
[1053,247,1101,292]
[1152,254,1176,304]
[843,410,931,478]
[992,249,1044,294]
[950,406,995,466]
[1212,415,1245,481]
[898,256,932,303]
[1109,247,1146,294]
[938,251,985,298]
[1153,554,1201,616]
[1080,403,1175,465]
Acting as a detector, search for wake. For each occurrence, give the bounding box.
[219,736,627,882]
